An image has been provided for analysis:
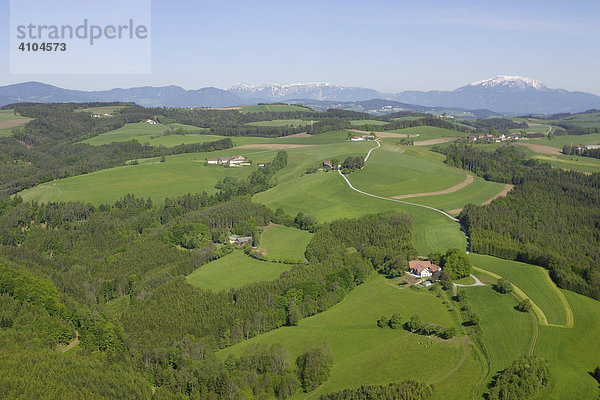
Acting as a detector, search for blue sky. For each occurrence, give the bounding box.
[1,0,599,93]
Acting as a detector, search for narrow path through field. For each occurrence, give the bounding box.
[338,169,459,222]
[58,330,79,352]
[430,337,471,385]
[393,174,473,199]
[337,139,459,221]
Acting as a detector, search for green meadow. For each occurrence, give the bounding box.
[74,105,129,114]
[467,286,533,387]
[531,154,600,173]
[246,119,309,127]
[350,119,389,126]
[469,254,568,325]
[388,126,471,141]
[349,147,467,197]
[240,104,313,114]
[0,109,31,137]
[17,149,273,205]
[260,224,312,263]
[409,177,506,212]
[219,275,479,400]
[82,122,168,145]
[186,251,291,291]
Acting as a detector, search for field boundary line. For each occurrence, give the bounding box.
[337,170,459,222]
[539,269,574,328]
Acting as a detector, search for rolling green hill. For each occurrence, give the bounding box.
[260,224,313,263]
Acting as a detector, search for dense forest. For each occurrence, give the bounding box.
[0,143,416,400]
[435,144,600,300]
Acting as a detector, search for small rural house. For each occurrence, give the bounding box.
[205,155,246,166]
[323,160,333,169]
[350,136,364,141]
[146,119,158,124]
[409,260,442,278]
[362,135,375,140]
[229,235,252,246]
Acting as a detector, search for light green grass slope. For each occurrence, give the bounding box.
[260,225,312,263]
[186,251,291,291]
[82,122,168,145]
[219,275,478,399]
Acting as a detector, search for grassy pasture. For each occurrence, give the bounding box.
[82,122,168,145]
[388,126,471,141]
[260,224,312,263]
[0,109,31,136]
[409,176,506,212]
[531,154,600,173]
[527,133,600,149]
[349,119,389,126]
[349,147,467,197]
[469,254,567,326]
[535,291,600,399]
[165,122,209,132]
[240,104,313,114]
[245,119,308,127]
[186,251,291,292]
[74,105,128,114]
[17,149,273,205]
[466,286,533,387]
[219,275,479,399]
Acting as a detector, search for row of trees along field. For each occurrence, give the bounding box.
[0,157,416,400]
[562,143,600,159]
[434,143,600,300]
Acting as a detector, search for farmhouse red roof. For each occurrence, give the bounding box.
[409,260,441,273]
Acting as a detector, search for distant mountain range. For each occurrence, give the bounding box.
[1,76,599,114]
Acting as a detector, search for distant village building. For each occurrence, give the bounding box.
[409,260,442,278]
[229,235,252,246]
[585,144,600,150]
[146,119,158,124]
[362,135,375,140]
[205,155,246,166]
[323,160,333,169]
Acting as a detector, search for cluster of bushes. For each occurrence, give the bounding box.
[377,313,403,329]
[487,355,552,399]
[341,155,365,173]
[403,314,456,339]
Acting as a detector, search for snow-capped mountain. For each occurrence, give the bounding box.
[229,82,383,102]
[469,75,546,90]
[1,76,599,114]
[392,76,600,114]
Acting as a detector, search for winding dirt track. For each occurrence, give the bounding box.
[236,144,315,150]
[515,142,561,155]
[392,174,474,199]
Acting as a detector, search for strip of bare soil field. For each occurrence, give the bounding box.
[392,174,474,199]
[0,118,32,129]
[515,142,561,155]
